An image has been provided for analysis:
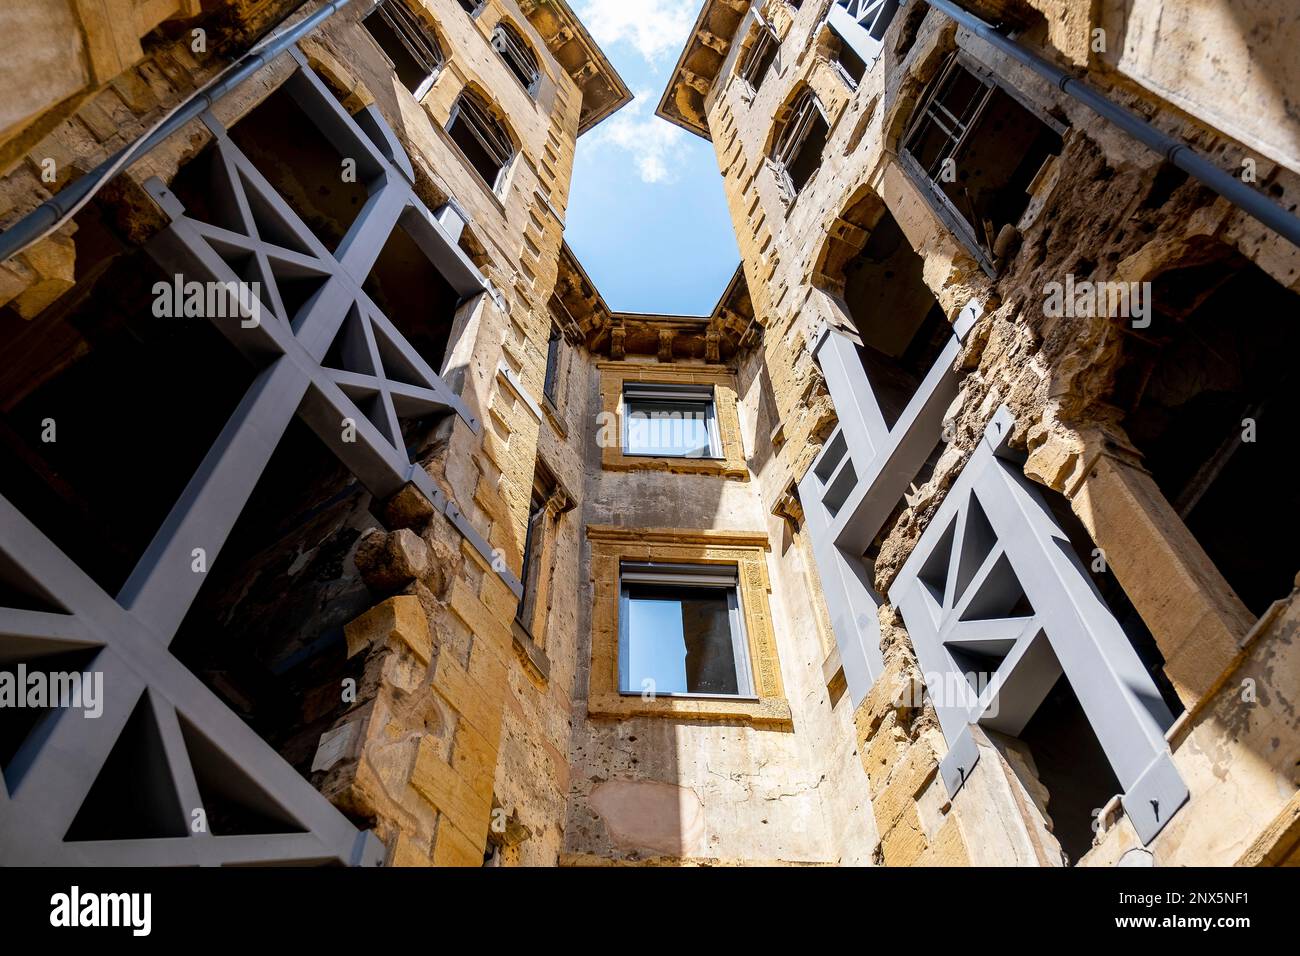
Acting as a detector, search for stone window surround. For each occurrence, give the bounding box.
[586,526,791,726]
[597,362,749,479]
[621,382,723,459]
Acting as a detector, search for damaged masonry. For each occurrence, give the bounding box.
[0,0,1298,872]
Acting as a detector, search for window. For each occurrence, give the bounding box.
[738,24,779,92]
[492,22,541,96]
[542,323,563,407]
[622,383,721,458]
[362,0,444,99]
[900,55,1064,272]
[456,0,482,14]
[514,461,569,665]
[771,89,829,195]
[516,488,545,624]
[447,90,515,189]
[841,210,953,428]
[832,33,868,88]
[618,563,755,697]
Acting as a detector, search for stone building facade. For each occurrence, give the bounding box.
[656,0,1300,866]
[1,0,1298,868]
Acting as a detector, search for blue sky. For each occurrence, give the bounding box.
[567,1,740,315]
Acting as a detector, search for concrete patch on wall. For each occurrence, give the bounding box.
[589,779,707,857]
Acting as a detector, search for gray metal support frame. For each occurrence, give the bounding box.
[888,406,1188,844]
[1,48,519,866]
[798,299,980,704]
[827,0,903,69]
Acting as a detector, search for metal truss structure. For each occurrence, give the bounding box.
[0,46,517,865]
[799,301,980,703]
[888,407,1188,844]
[828,0,903,67]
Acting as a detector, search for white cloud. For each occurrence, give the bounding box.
[576,0,697,64]
[586,90,688,184]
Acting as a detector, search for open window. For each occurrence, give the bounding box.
[457,0,482,14]
[738,21,779,92]
[542,323,564,408]
[622,383,722,459]
[618,563,755,698]
[900,54,1064,273]
[447,89,515,190]
[492,21,541,96]
[841,209,953,428]
[362,0,444,99]
[515,460,568,652]
[771,88,830,196]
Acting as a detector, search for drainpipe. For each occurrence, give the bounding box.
[922,0,1300,250]
[0,0,356,265]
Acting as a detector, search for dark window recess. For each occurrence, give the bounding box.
[1117,256,1300,617]
[517,487,547,624]
[739,26,779,91]
[543,324,563,406]
[447,91,515,188]
[362,0,443,97]
[842,210,953,428]
[834,36,868,88]
[492,22,541,95]
[1012,674,1121,865]
[457,0,481,15]
[358,221,460,376]
[901,56,1063,266]
[0,210,257,598]
[771,89,829,194]
[176,79,369,255]
[169,417,377,793]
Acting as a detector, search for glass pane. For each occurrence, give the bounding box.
[624,400,713,457]
[623,584,740,695]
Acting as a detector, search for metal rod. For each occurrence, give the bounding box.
[923,0,1300,249]
[0,0,355,264]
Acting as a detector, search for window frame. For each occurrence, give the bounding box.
[770,88,830,197]
[446,90,516,192]
[898,52,1067,275]
[620,382,723,460]
[738,20,780,93]
[491,21,542,97]
[586,524,789,726]
[542,323,564,408]
[362,0,445,100]
[617,562,757,700]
